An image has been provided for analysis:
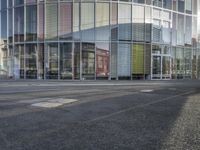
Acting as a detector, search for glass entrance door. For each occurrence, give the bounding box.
[152,55,171,80]
[152,56,161,79]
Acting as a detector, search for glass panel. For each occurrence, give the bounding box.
[192,17,197,48]
[177,14,184,45]
[185,0,192,14]
[26,0,37,3]
[14,6,24,42]
[173,0,177,11]
[132,44,144,79]
[163,0,172,9]
[82,43,95,79]
[25,44,37,79]
[96,42,110,79]
[8,8,13,43]
[8,0,13,7]
[1,10,7,43]
[14,0,24,5]
[153,0,162,7]
[96,3,109,41]
[111,42,117,79]
[118,43,131,77]
[46,43,58,79]
[184,48,192,78]
[74,43,80,79]
[81,3,95,41]
[145,44,151,79]
[152,45,161,54]
[185,16,192,45]
[162,56,170,79]
[0,45,8,79]
[172,13,177,46]
[60,43,72,79]
[45,3,58,40]
[178,0,184,13]
[152,56,161,79]
[132,5,145,42]
[162,21,171,44]
[26,5,37,41]
[38,3,44,41]
[59,3,72,40]
[192,0,197,15]
[176,47,184,79]
[192,49,197,79]
[38,44,44,79]
[133,0,145,4]
[145,6,151,42]
[73,3,80,41]
[14,45,24,79]
[118,4,131,41]
[111,3,118,41]
[171,47,176,79]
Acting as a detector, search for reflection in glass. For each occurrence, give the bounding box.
[132,5,145,42]
[26,5,37,41]
[118,43,130,78]
[25,44,37,79]
[38,3,44,41]
[8,8,13,43]
[152,56,161,79]
[14,6,24,42]
[46,3,58,40]
[176,47,184,79]
[82,43,95,79]
[81,3,95,41]
[118,4,131,41]
[59,3,72,40]
[96,3,109,41]
[60,43,72,79]
[38,44,44,79]
[0,45,8,79]
[111,3,118,41]
[74,43,80,79]
[111,42,117,79]
[46,43,58,79]
[96,43,110,79]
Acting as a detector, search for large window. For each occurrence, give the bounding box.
[45,3,58,40]
[26,5,37,41]
[132,5,145,42]
[38,3,44,41]
[118,4,131,41]
[8,8,13,43]
[96,3,109,41]
[81,3,95,41]
[25,44,37,79]
[82,43,95,79]
[73,3,80,41]
[60,43,72,79]
[177,14,184,45]
[96,42,110,78]
[59,3,72,40]
[46,43,58,79]
[118,43,131,77]
[111,3,118,41]
[14,6,24,42]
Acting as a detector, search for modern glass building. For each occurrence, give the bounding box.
[0,0,200,80]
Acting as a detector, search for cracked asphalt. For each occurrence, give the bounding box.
[0,80,199,150]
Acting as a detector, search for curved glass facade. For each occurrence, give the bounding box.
[0,0,199,80]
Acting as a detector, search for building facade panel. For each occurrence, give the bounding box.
[0,0,199,80]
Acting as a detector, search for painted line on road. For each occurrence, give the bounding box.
[31,98,78,108]
[86,90,194,123]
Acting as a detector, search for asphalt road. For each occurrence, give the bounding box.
[0,80,199,150]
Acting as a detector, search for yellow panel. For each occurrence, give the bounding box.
[132,44,144,74]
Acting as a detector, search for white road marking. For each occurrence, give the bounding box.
[86,90,194,123]
[31,98,78,108]
[140,89,154,93]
